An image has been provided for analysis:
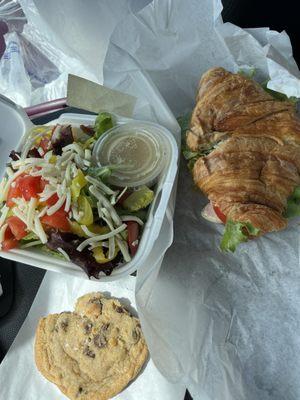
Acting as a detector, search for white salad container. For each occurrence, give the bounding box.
[0,100,178,281]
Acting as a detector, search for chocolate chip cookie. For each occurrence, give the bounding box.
[35,292,148,400]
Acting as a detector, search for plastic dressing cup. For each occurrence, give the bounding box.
[92,121,171,187]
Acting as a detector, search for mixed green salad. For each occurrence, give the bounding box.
[0,113,154,278]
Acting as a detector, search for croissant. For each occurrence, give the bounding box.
[187,67,300,235]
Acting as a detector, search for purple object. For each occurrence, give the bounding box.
[0,21,8,58]
[25,97,67,118]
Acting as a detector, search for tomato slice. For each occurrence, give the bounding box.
[41,208,70,232]
[46,193,59,206]
[7,182,22,207]
[126,221,139,256]
[2,238,19,251]
[2,226,19,250]
[7,174,45,206]
[7,216,27,240]
[40,178,48,192]
[19,175,43,201]
[213,205,227,224]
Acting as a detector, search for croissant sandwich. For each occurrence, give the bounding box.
[184,67,300,251]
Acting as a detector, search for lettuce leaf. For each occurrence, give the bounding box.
[94,112,114,139]
[260,80,298,104]
[178,113,216,170]
[46,230,118,277]
[41,245,66,260]
[238,68,298,104]
[284,187,300,218]
[238,68,256,79]
[86,166,112,181]
[177,113,192,137]
[21,232,39,242]
[220,220,260,252]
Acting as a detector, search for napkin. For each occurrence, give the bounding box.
[102,1,300,399]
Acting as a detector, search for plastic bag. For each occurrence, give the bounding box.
[0,31,31,106]
[0,0,152,107]
[0,30,63,106]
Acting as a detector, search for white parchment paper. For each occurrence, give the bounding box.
[0,272,186,400]
[102,1,300,399]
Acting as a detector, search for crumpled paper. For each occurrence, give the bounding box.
[103,1,300,399]
[0,272,186,400]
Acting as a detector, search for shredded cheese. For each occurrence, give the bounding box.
[0,168,27,203]
[65,189,71,212]
[26,198,38,230]
[115,237,131,262]
[47,193,66,215]
[81,225,97,237]
[34,216,47,244]
[86,176,116,195]
[0,205,9,227]
[108,236,115,259]
[121,215,144,225]
[5,167,14,178]
[63,143,84,157]
[37,147,44,156]
[38,206,48,218]
[90,186,122,227]
[84,149,91,160]
[76,224,127,252]
[57,247,70,261]
[0,223,8,248]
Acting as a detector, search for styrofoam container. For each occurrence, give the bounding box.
[0,106,178,281]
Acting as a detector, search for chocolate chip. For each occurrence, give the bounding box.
[60,319,69,332]
[115,306,124,313]
[83,346,95,358]
[93,323,110,348]
[78,387,83,394]
[83,322,93,334]
[88,297,103,313]
[101,323,110,332]
[93,334,107,348]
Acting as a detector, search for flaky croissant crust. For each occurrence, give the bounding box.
[187,67,300,233]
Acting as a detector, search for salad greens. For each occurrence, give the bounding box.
[178,112,203,170]
[238,68,298,104]
[260,80,298,104]
[94,112,114,139]
[0,111,154,278]
[86,166,113,181]
[237,67,256,79]
[178,113,220,170]
[220,220,260,252]
[284,186,300,218]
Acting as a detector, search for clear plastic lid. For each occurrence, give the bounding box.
[92,121,171,187]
